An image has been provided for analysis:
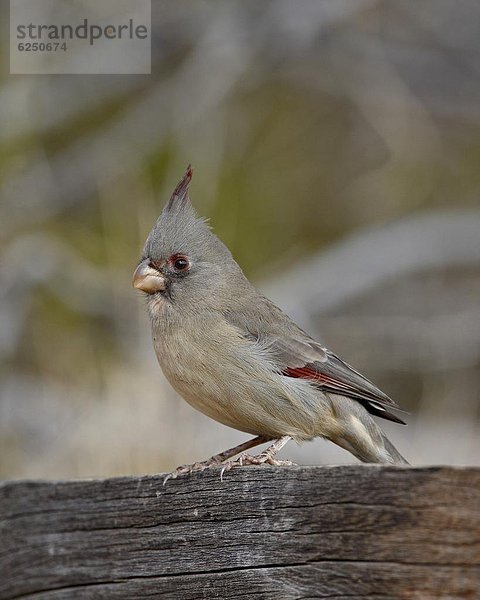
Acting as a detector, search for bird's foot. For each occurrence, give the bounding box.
[163,458,222,485]
[220,451,296,480]
[163,436,294,484]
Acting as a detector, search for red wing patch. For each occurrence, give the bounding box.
[283,366,352,392]
[283,365,406,425]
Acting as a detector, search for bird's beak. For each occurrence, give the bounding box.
[132,260,167,294]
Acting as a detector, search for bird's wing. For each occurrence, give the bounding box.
[225,300,406,425]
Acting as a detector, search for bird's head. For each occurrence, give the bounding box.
[133,166,246,312]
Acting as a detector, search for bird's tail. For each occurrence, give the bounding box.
[329,397,409,465]
[380,432,409,465]
[335,429,409,465]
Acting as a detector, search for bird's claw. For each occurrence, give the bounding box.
[163,459,222,485]
[163,443,296,485]
[219,452,296,481]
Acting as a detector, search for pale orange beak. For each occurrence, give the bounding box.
[132,259,167,294]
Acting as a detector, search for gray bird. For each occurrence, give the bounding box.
[133,167,408,480]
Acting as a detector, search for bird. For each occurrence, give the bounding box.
[133,166,408,481]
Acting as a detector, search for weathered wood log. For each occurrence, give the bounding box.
[1,465,479,599]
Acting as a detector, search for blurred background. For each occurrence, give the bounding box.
[1,0,480,479]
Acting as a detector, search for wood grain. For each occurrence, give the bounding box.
[1,465,479,599]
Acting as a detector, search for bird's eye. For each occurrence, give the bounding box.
[171,255,190,272]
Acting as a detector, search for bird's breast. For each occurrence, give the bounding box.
[151,314,325,439]
[153,317,249,426]
[151,317,270,433]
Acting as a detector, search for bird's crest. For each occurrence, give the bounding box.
[143,164,233,265]
[165,165,193,212]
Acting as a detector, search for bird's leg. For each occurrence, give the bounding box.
[220,435,296,479]
[163,435,271,484]
[210,436,272,463]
